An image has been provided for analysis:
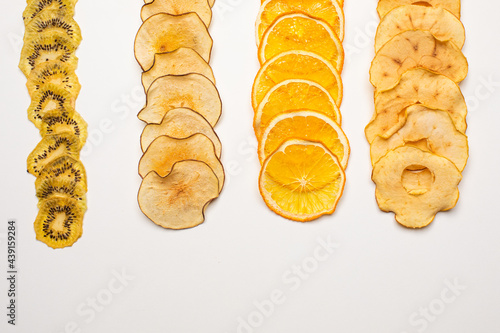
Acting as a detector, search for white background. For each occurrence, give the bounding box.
[1,1,500,332]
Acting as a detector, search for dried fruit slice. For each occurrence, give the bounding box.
[254,79,341,137]
[36,175,87,203]
[365,68,467,142]
[258,13,344,71]
[23,0,77,25]
[40,111,88,149]
[34,196,84,249]
[256,0,344,44]
[140,108,222,157]
[259,111,350,168]
[370,30,468,90]
[138,73,222,126]
[252,50,343,110]
[36,156,87,192]
[377,0,461,19]
[138,161,219,230]
[141,0,212,27]
[19,32,79,77]
[375,5,465,51]
[141,48,215,93]
[259,139,345,222]
[372,146,462,228]
[370,105,469,171]
[24,11,82,46]
[28,83,76,128]
[134,13,212,71]
[26,60,81,98]
[27,133,80,176]
[138,134,224,192]
[144,0,215,5]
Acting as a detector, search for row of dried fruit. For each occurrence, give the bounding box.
[134,0,224,229]
[252,0,350,222]
[366,0,468,228]
[20,0,88,248]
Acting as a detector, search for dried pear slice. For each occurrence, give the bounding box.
[40,110,88,149]
[141,48,215,93]
[28,83,75,128]
[140,108,222,157]
[34,196,84,249]
[138,134,225,192]
[26,60,81,98]
[27,133,80,176]
[134,13,213,71]
[138,161,219,230]
[372,146,462,229]
[371,105,469,171]
[370,30,468,90]
[138,73,222,126]
[144,0,215,6]
[36,156,87,192]
[377,0,461,19]
[141,0,212,27]
[19,32,79,77]
[23,0,77,25]
[24,11,82,46]
[365,68,467,142]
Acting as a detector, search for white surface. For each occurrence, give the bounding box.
[1,1,500,332]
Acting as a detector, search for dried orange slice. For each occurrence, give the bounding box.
[252,50,342,110]
[258,13,344,71]
[259,111,349,168]
[256,0,344,44]
[377,0,461,19]
[259,139,345,222]
[261,0,344,5]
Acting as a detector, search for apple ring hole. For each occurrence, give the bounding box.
[401,165,434,195]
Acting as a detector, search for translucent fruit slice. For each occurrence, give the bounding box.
[34,196,84,249]
[377,0,461,19]
[23,0,77,25]
[134,13,212,71]
[40,110,88,149]
[141,48,215,93]
[24,11,82,46]
[28,83,76,128]
[26,60,81,98]
[259,139,346,222]
[254,79,341,138]
[141,0,212,27]
[36,156,87,192]
[140,108,222,157]
[252,50,343,110]
[138,73,222,126]
[138,161,219,230]
[259,110,349,168]
[259,13,344,72]
[138,134,225,192]
[256,0,344,44]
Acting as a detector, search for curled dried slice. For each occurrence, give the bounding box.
[259,139,345,222]
[26,60,81,98]
[138,161,219,230]
[259,110,349,168]
[27,133,80,176]
[377,0,460,19]
[138,73,222,126]
[24,11,82,46]
[365,68,467,142]
[370,30,468,90]
[134,13,212,71]
[370,105,469,171]
[36,156,87,192]
[252,50,342,110]
[140,108,222,157]
[375,5,465,51]
[23,0,77,25]
[141,48,215,93]
[254,79,341,138]
[259,13,344,71]
[40,111,88,149]
[28,83,76,128]
[141,0,212,27]
[34,196,84,249]
[139,134,224,192]
[373,146,462,228]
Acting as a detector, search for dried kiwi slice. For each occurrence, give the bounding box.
[26,60,81,98]
[34,196,84,249]
[36,175,87,203]
[19,32,78,77]
[40,110,88,148]
[36,156,87,192]
[24,11,82,46]
[23,0,77,25]
[28,83,75,128]
[27,133,81,176]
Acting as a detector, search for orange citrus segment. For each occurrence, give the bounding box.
[259,139,346,222]
[259,13,344,72]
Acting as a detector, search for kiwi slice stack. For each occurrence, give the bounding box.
[20,0,87,249]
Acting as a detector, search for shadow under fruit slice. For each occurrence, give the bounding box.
[23,0,77,25]
[28,83,76,128]
[377,0,461,19]
[40,110,88,149]
[141,0,212,27]
[139,134,224,192]
[259,139,346,222]
[36,156,87,192]
[34,196,84,249]
[138,161,220,230]
[24,11,82,46]
[26,60,81,98]
[27,133,81,176]
[140,108,222,157]
[134,12,213,71]
[138,73,222,126]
